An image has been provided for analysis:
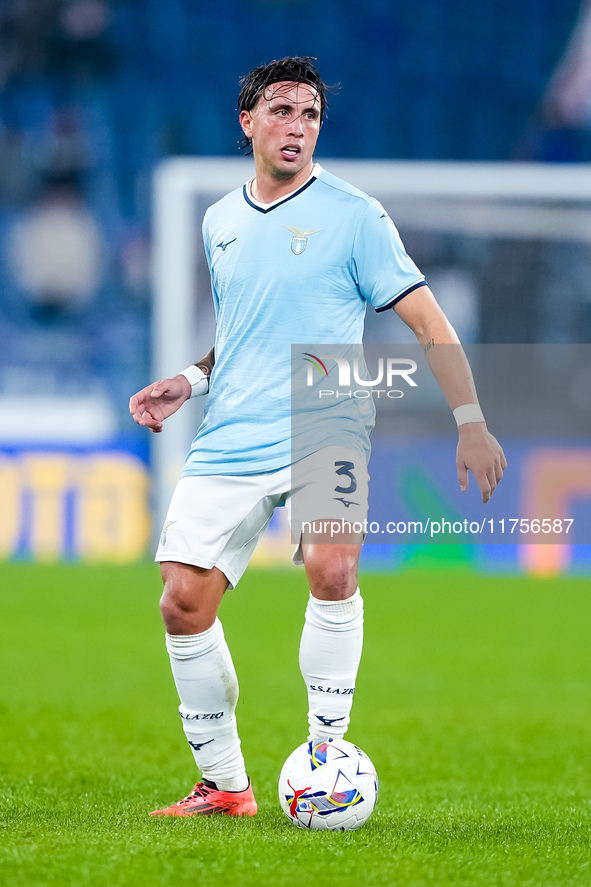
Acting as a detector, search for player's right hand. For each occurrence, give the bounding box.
[129,375,192,433]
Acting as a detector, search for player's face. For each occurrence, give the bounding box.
[240,81,321,181]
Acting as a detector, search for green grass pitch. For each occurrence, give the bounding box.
[1,561,590,886]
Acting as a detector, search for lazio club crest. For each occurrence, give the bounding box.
[284,226,322,255]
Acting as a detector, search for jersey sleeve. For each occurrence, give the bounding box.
[351,199,426,312]
[202,209,219,313]
[202,210,213,271]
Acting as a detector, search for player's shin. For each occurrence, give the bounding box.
[165,619,249,792]
[299,589,364,741]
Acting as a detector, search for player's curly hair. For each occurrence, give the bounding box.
[237,56,334,152]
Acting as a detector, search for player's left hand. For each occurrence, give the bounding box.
[456,423,507,503]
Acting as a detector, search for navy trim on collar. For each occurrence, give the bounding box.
[243,175,318,213]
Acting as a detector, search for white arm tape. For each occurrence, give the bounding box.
[179,365,209,398]
[453,403,485,426]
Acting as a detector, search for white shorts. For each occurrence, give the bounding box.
[155,446,369,588]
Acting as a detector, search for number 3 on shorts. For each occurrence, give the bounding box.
[334,460,357,495]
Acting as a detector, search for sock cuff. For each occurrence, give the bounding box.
[306,588,363,629]
[166,618,224,659]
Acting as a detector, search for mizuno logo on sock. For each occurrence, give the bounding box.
[188,738,215,751]
[315,715,346,726]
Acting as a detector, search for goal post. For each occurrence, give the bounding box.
[151,158,591,539]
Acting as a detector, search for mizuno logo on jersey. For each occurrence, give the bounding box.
[215,238,237,251]
[284,226,322,255]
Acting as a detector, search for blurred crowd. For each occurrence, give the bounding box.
[0,0,589,430]
[0,0,151,417]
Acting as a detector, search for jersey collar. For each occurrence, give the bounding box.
[243,163,322,214]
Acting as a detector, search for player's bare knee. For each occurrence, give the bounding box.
[306,552,358,601]
[159,585,192,624]
[159,588,219,634]
[159,562,226,633]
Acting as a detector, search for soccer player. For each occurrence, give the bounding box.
[130,57,506,818]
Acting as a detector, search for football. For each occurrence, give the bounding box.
[278,737,378,831]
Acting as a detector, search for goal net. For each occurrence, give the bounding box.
[151,159,591,572]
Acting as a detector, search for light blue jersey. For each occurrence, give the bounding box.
[183,166,424,476]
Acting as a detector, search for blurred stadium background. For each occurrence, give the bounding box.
[1,0,591,573]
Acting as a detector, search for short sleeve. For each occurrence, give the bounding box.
[202,210,213,271]
[351,199,425,312]
[202,209,220,313]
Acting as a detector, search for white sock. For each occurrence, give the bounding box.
[165,619,248,792]
[299,588,364,740]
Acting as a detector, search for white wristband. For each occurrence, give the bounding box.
[179,365,209,398]
[453,403,485,426]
